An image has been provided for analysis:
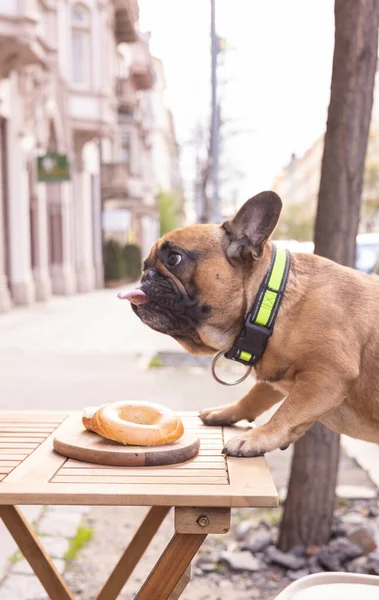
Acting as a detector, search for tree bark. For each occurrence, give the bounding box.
[314,0,379,268]
[279,0,379,551]
[279,423,340,550]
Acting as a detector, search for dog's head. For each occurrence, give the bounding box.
[120,191,282,354]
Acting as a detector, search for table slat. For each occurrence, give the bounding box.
[0,443,38,449]
[61,468,227,478]
[53,475,229,485]
[62,459,225,470]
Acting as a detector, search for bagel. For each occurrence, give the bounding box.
[82,401,184,446]
[82,405,103,431]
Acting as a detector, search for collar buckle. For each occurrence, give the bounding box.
[224,320,272,366]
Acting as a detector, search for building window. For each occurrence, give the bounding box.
[119,132,131,167]
[71,4,91,87]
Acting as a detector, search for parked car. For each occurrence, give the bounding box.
[371,259,379,276]
[273,234,379,274]
[355,233,379,274]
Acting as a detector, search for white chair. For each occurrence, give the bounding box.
[274,572,379,600]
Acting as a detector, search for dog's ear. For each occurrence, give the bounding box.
[223,191,282,260]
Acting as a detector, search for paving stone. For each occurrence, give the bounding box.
[49,506,90,516]
[235,520,254,541]
[317,537,362,571]
[265,546,306,570]
[308,556,324,574]
[218,578,234,588]
[348,526,377,555]
[337,485,377,500]
[38,512,83,538]
[0,574,46,600]
[305,545,320,556]
[367,551,379,575]
[287,568,310,581]
[38,536,70,559]
[220,551,263,572]
[290,545,306,557]
[199,562,217,573]
[43,510,85,524]
[341,512,368,527]
[241,530,272,553]
[13,557,65,575]
[347,555,370,573]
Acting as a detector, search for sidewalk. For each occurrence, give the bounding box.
[0,286,250,411]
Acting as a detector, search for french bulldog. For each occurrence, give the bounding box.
[120,191,379,457]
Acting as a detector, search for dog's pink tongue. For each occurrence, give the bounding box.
[118,289,151,305]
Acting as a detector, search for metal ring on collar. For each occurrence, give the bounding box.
[211,351,253,386]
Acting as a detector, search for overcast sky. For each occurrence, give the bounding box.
[139,0,335,213]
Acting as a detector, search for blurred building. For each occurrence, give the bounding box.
[102,54,185,258]
[273,66,379,238]
[0,0,171,314]
[272,138,324,229]
[150,58,185,225]
[102,31,157,262]
[273,134,379,237]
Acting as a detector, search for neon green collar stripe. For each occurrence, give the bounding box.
[255,248,288,327]
[268,247,287,291]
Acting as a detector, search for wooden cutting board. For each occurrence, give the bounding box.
[53,414,200,467]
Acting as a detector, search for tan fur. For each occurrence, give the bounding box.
[199,245,379,455]
[142,207,379,456]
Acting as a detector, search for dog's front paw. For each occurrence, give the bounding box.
[222,429,280,457]
[199,404,241,427]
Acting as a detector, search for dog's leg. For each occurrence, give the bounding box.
[223,372,347,457]
[199,381,285,426]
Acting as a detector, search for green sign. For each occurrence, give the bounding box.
[37,153,70,182]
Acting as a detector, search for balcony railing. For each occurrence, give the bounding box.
[0,0,49,73]
[130,37,155,91]
[113,0,139,44]
[115,77,138,111]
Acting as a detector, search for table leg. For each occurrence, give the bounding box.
[96,506,170,600]
[134,532,206,600]
[0,505,75,600]
[169,565,191,600]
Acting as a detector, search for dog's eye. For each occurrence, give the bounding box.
[167,252,182,267]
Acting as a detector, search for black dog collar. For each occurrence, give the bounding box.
[224,244,291,367]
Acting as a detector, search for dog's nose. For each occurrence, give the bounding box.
[142,269,156,282]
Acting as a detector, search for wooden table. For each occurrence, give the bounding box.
[0,411,278,600]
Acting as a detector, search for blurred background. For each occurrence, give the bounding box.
[0,0,377,310]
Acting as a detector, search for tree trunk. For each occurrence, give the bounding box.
[279,423,340,550]
[279,0,379,551]
[314,0,379,267]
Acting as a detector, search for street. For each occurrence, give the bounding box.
[0,285,249,412]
